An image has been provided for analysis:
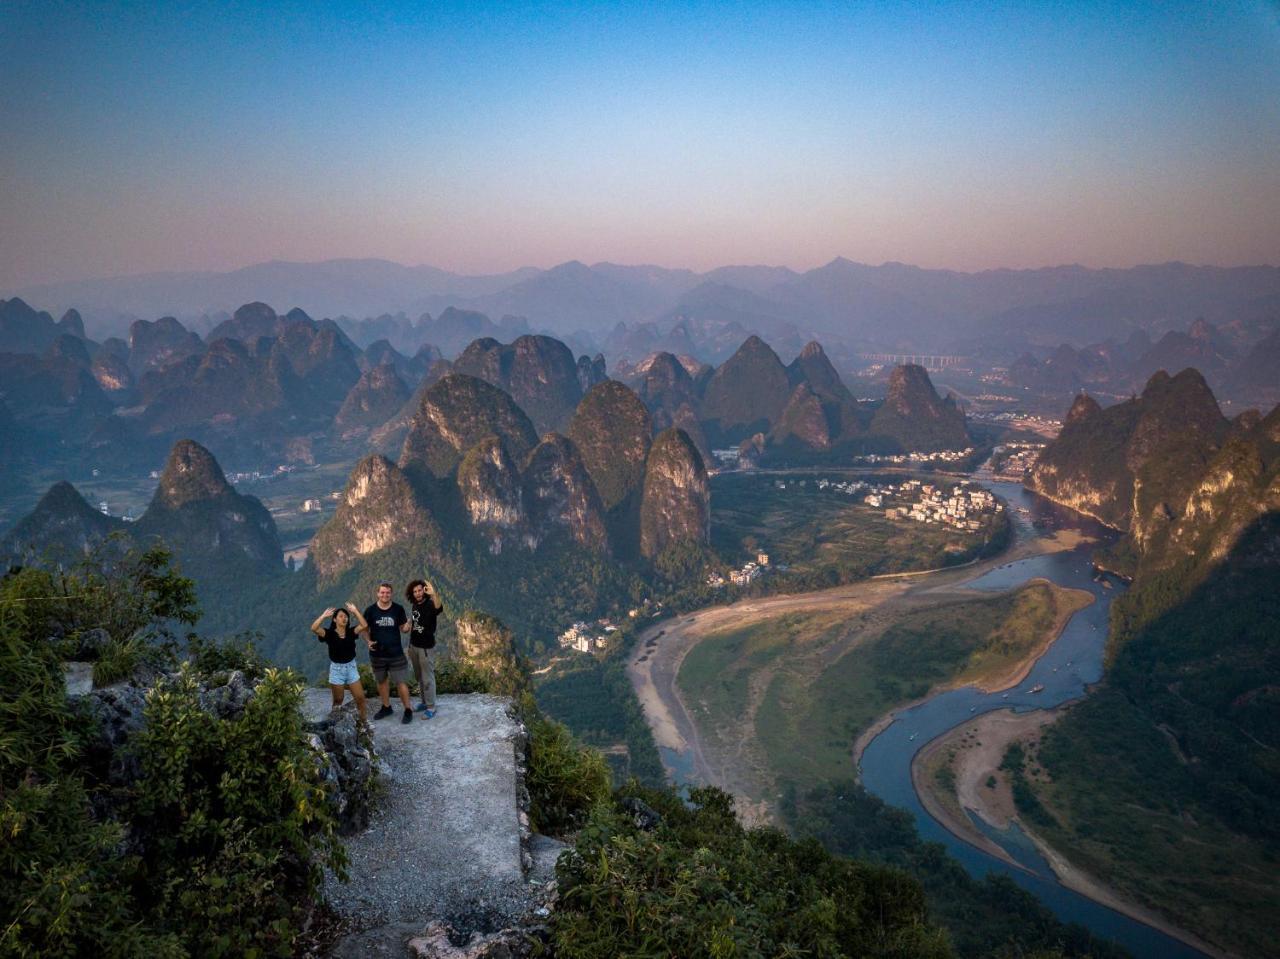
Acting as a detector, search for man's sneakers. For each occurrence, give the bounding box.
[414,703,436,716]
[425,709,436,719]
[401,708,413,724]
[373,705,394,720]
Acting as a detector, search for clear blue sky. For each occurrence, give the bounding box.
[2,0,1278,285]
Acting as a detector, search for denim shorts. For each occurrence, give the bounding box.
[328,660,360,687]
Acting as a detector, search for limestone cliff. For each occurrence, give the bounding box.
[699,335,792,444]
[576,353,607,392]
[0,481,124,563]
[769,383,832,452]
[867,364,969,452]
[453,610,525,694]
[566,381,652,512]
[334,364,411,436]
[787,340,852,404]
[452,335,583,433]
[521,433,609,553]
[310,454,442,579]
[399,374,539,481]
[1028,369,1229,536]
[639,428,710,560]
[134,439,281,573]
[457,436,527,555]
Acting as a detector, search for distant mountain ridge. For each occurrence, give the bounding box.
[13,258,1280,352]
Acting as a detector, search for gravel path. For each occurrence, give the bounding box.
[301,691,557,951]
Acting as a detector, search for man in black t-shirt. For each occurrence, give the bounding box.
[405,578,444,717]
[361,582,413,723]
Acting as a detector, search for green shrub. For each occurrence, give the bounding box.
[91,635,146,687]
[525,706,611,835]
[551,785,952,959]
[0,576,178,957]
[187,631,269,680]
[129,664,347,955]
[435,656,494,694]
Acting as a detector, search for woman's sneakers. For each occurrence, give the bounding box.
[373,705,394,720]
[401,709,413,724]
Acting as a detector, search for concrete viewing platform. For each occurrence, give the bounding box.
[300,691,564,956]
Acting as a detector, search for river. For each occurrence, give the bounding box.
[858,480,1209,958]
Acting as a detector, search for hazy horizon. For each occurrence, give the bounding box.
[3,1,1279,288]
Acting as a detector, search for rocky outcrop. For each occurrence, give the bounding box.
[91,350,134,396]
[207,301,279,343]
[307,704,378,835]
[769,383,831,452]
[458,437,526,554]
[0,481,123,563]
[128,315,204,372]
[310,454,441,578]
[134,439,281,572]
[576,353,607,392]
[639,428,710,559]
[454,611,524,694]
[335,364,411,436]
[566,381,652,511]
[452,335,583,433]
[627,351,699,419]
[521,434,609,552]
[400,375,539,481]
[0,297,61,354]
[868,364,969,452]
[699,335,792,443]
[1028,369,1229,534]
[787,340,852,403]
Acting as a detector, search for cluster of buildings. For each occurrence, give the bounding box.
[707,552,771,588]
[848,447,975,465]
[882,480,999,531]
[991,443,1044,480]
[558,619,619,654]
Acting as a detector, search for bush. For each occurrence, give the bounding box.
[525,705,611,835]
[91,634,147,687]
[0,573,177,956]
[551,785,952,959]
[435,656,495,694]
[129,665,347,955]
[187,631,269,681]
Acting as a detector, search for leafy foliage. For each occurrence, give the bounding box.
[551,784,952,959]
[524,704,612,835]
[0,553,348,958]
[785,781,1127,959]
[129,665,346,955]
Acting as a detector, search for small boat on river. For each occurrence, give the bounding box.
[1029,683,1044,694]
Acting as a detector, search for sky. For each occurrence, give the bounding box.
[2,0,1279,287]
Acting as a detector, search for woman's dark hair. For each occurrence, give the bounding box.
[405,579,428,603]
[331,607,350,629]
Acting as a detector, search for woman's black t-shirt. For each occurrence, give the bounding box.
[319,624,357,664]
